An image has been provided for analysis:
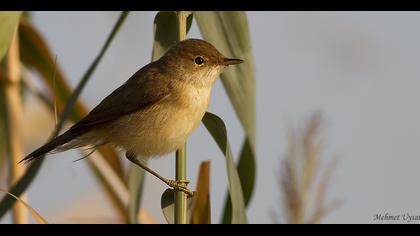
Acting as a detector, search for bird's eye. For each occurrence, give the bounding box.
[194,56,205,65]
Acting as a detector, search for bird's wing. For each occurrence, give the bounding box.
[71,61,172,130]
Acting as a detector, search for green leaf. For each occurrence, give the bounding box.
[0,157,42,218]
[0,189,48,224]
[127,11,194,224]
[152,11,193,61]
[0,82,6,171]
[53,11,129,219]
[0,12,22,62]
[195,11,257,223]
[0,13,24,173]
[127,165,145,224]
[160,189,194,224]
[190,161,211,224]
[202,112,247,224]
[221,138,255,223]
[19,19,87,122]
[57,11,129,129]
[195,11,256,144]
[0,11,129,219]
[19,19,125,177]
[18,18,128,219]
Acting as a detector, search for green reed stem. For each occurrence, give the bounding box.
[174,11,189,225]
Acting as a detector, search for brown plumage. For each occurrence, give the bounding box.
[21,39,242,163]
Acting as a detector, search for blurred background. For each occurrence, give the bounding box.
[2,11,420,223]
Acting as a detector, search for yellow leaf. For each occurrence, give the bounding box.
[191,161,211,224]
[0,189,47,224]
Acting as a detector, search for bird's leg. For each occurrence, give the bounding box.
[125,152,194,197]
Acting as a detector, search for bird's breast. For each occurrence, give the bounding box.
[175,83,212,111]
[168,83,212,138]
[107,84,212,158]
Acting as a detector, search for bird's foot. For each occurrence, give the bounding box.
[165,179,194,197]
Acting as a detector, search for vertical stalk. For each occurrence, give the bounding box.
[174,11,189,224]
[2,28,27,223]
[175,143,187,224]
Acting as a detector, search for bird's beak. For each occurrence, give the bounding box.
[221,58,243,66]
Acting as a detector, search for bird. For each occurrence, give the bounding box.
[20,38,243,195]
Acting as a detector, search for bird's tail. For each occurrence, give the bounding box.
[20,127,88,164]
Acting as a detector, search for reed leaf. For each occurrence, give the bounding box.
[202,112,247,224]
[18,19,125,178]
[0,12,22,171]
[127,164,145,224]
[195,11,256,145]
[0,189,47,224]
[18,19,85,121]
[0,12,22,62]
[128,11,193,224]
[0,87,5,171]
[151,11,193,61]
[195,11,256,223]
[0,11,129,219]
[19,19,124,199]
[160,189,193,224]
[190,161,211,224]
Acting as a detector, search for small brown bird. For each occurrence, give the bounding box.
[21,39,243,195]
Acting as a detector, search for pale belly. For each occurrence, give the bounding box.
[102,86,211,158]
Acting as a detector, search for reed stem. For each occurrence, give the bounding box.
[3,28,27,224]
[174,11,189,225]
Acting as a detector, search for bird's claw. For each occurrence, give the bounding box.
[166,179,194,197]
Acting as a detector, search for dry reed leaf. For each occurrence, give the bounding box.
[138,208,157,224]
[0,189,47,224]
[190,161,211,224]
